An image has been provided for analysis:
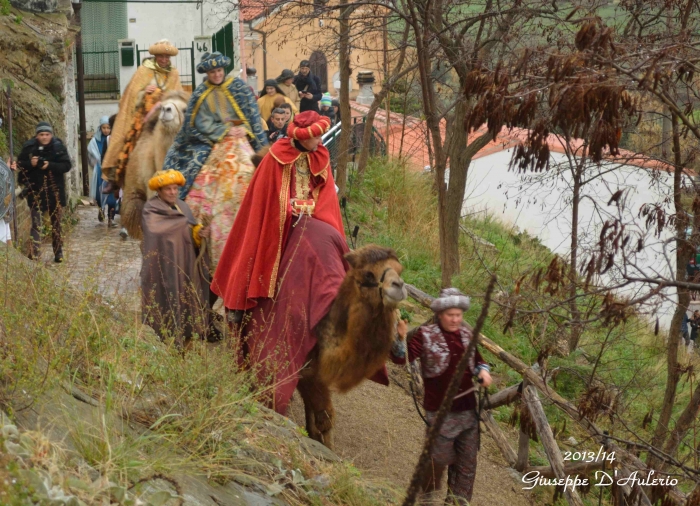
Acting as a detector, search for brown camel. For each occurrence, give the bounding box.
[297,245,407,449]
[120,90,190,239]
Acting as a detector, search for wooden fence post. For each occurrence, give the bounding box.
[515,379,530,472]
[522,384,584,506]
[482,411,517,467]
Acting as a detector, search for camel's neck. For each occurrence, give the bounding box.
[327,280,395,355]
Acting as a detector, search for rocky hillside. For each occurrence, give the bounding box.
[0,1,76,158]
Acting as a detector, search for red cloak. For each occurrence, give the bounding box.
[244,215,349,413]
[211,138,345,309]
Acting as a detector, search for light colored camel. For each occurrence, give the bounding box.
[297,245,406,449]
[120,90,190,239]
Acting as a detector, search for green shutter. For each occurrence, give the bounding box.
[212,22,235,75]
[80,2,127,97]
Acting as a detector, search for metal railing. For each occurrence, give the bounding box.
[322,118,387,176]
[79,43,120,100]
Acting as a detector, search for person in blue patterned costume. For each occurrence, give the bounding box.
[162,52,269,273]
[163,52,269,199]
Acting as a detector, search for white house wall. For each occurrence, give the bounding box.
[125,1,232,49]
[464,149,682,327]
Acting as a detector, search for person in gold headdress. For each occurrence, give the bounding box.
[140,169,210,347]
[102,39,183,190]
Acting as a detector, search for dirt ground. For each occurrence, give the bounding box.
[289,363,533,506]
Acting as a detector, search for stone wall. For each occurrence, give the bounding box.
[10,0,72,15]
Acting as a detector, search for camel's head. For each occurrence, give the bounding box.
[345,245,406,306]
[147,90,189,134]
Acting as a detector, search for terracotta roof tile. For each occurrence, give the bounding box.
[240,0,286,22]
[349,102,694,176]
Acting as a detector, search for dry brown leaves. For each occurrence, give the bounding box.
[577,383,617,423]
[509,400,539,442]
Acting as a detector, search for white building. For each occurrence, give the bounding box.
[464,143,691,328]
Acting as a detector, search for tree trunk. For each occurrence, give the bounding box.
[355,97,384,179]
[649,113,690,468]
[355,26,412,181]
[661,381,700,467]
[440,102,493,287]
[567,165,582,351]
[406,0,450,285]
[335,3,353,197]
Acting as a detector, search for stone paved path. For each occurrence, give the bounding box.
[46,205,141,307]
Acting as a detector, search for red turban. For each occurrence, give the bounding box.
[287,111,331,140]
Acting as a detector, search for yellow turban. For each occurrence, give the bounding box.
[148,170,185,191]
[149,39,179,56]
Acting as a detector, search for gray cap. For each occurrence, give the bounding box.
[430,287,470,313]
[35,122,53,134]
[300,59,310,68]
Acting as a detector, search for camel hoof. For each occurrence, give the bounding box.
[320,430,334,450]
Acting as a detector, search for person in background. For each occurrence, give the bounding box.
[392,288,492,505]
[276,69,300,112]
[331,98,340,125]
[319,94,335,123]
[141,169,210,348]
[682,311,690,345]
[87,116,117,226]
[267,108,289,143]
[277,102,293,125]
[293,60,322,112]
[257,79,297,123]
[2,158,15,244]
[16,122,72,262]
[690,310,700,344]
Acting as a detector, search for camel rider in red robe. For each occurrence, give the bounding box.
[213,111,391,413]
[211,110,343,313]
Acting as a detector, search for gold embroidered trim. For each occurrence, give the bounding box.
[269,148,301,166]
[269,163,293,297]
[293,155,312,201]
[315,164,329,180]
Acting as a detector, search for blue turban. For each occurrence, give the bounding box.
[196,52,231,74]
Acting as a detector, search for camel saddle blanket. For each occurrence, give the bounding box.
[185,136,255,270]
[242,215,388,415]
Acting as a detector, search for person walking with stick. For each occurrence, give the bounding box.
[392,288,492,505]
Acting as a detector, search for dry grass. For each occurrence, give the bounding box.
[0,245,403,505]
